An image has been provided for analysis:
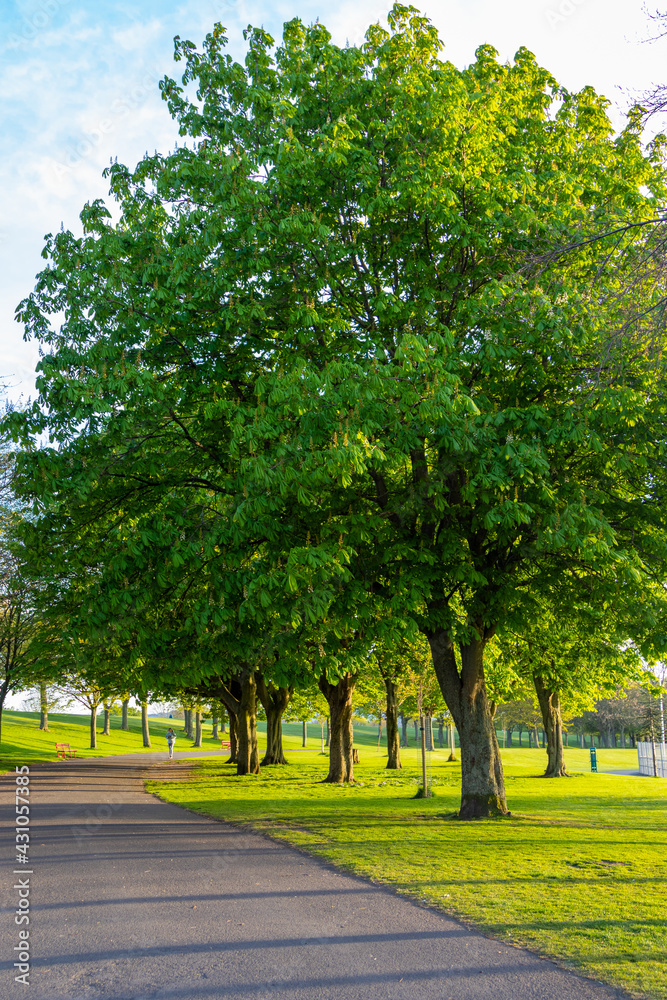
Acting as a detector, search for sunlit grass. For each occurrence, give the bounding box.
[0,711,367,767]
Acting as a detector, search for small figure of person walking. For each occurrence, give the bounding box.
[166,727,176,760]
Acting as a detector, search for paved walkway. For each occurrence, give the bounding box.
[1,753,629,1000]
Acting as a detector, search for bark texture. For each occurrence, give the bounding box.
[39,682,49,731]
[228,712,238,763]
[383,677,402,769]
[121,698,130,731]
[319,672,357,783]
[89,707,97,749]
[194,709,203,747]
[212,714,218,740]
[256,676,291,765]
[236,672,260,775]
[141,700,151,748]
[0,677,9,745]
[102,701,111,736]
[202,678,243,765]
[205,671,260,774]
[448,723,457,762]
[427,628,508,818]
[534,673,567,777]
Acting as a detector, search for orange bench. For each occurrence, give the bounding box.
[55,743,77,760]
[220,740,231,750]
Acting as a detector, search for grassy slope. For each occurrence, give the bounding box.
[0,708,611,767]
[148,747,667,1000]
[0,711,388,767]
[0,710,188,766]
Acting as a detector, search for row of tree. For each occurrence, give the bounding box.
[3,7,667,816]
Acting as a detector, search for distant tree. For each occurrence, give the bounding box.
[21,682,68,729]
[0,455,43,744]
[58,674,104,749]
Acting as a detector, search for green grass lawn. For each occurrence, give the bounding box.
[147,747,667,1000]
[0,710,193,767]
[0,708,616,768]
[0,711,375,767]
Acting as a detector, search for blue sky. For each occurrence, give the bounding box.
[1,0,666,403]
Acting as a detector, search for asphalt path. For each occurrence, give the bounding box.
[1,752,630,1000]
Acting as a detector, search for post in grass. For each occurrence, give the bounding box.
[416,711,432,799]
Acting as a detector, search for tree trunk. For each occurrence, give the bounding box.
[505,727,512,748]
[263,708,287,763]
[437,716,444,748]
[401,715,409,748]
[534,674,566,777]
[194,709,203,747]
[448,723,457,761]
[256,676,290,765]
[419,713,430,796]
[0,676,11,744]
[236,672,260,775]
[427,628,508,818]
[103,701,111,736]
[141,701,151,748]
[208,677,243,764]
[228,712,238,763]
[121,697,130,731]
[319,672,357,783]
[302,720,308,747]
[383,677,401,769]
[413,719,418,741]
[212,714,218,740]
[39,682,49,731]
[325,717,330,747]
[90,706,97,749]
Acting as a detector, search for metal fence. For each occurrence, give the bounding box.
[637,741,667,778]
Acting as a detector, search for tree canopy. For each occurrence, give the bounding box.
[6,4,667,814]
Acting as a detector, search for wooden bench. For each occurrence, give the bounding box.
[55,743,77,760]
[220,740,231,750]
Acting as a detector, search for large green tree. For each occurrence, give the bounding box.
[8,6,667,816]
